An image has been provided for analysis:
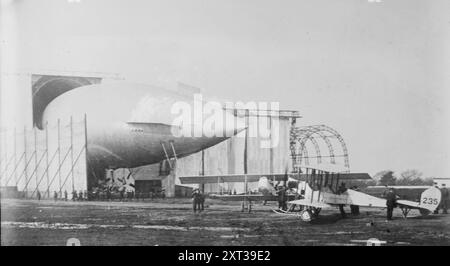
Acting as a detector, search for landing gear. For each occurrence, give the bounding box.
[241,200,252,213]
[400,207,411,219]
[299,207,321,222]
[419,209,431,217]
[311,207,321,217]
[400,207,431,218]
[299,210,313,222]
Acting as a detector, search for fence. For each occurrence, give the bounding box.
[0,116,87,199]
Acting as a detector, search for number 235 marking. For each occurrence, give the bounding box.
[422,198,438,205]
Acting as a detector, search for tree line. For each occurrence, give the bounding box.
[347,169,434,188]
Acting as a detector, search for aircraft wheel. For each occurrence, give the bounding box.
[299,210,313,222]
[311,208,321,217]
[419,209,431,217]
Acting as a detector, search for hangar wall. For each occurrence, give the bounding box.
[0,72,119,199]
[172,115,293,194]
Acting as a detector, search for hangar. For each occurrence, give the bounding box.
[0,72,350,199]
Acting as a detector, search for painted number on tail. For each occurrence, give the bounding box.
[422,198,438,205]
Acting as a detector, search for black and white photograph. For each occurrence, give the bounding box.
[0,0,449,248]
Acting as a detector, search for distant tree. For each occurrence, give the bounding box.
[421,177,434,186]
[377,170,396,186]
[347,179,377,189]
[397,170,433,185]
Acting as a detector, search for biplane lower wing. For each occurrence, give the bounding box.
[288,199,332,209]
[210,194,296,202]
[209,194,274,201]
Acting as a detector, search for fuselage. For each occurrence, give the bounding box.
[42,82,245,169]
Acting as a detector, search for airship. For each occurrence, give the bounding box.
[40,82,246,183]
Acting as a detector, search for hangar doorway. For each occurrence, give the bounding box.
[32,74,102,129]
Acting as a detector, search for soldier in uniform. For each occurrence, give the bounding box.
[385,188,397,220]
[440,184,448,214]
[277,186,287,211]
[72,190,77,201]
[192,189,201,213]
[338,183,347,218]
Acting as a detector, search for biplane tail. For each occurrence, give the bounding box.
[397,186,441,215]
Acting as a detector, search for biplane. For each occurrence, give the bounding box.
[179,163,442,222]
[179,172,298,212]
[284,164,442,222]
[178,164,375,213]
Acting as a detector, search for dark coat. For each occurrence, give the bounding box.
[385,191,397,207]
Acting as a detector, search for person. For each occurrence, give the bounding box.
[433,182,440,214]
[385,188,397,221]
[120,189,124,201]
[350,186,360,215]
[78,191,83,201]
[199,191,205,212]
[440,184,448,214]
[53,191,58,202]
[106,189,111,201]
[72,190,77,201]
[192,189,202,213]
[64,190,68,201]
[37,191,41,201]
[338,183,347,218]
[277,186,287,211]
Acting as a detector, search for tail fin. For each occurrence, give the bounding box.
[419,187,441,212]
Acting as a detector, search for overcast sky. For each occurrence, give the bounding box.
[1,0,449,178]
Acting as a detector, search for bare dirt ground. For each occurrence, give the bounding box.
[1,198,449,246]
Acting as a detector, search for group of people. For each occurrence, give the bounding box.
[36,190,69,201]
[191,189,205,213]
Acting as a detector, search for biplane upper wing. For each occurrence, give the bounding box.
[179,174,295,184]
[287,199,332,209]
[179,172,371,184]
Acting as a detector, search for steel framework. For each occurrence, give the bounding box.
[290,124,350,173]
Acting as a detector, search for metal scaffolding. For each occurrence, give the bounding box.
[290,124,350,173]
[0,116,88,198]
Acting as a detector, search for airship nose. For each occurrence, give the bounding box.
[224,111,247,137]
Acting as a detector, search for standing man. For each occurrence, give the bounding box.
[350,186,360,215]
[37,191,41,201]
[53,191,58,202]
[385,188,397,221]
[277,186,287,211]
[64,190,68,201]
[192,189,201,213]
[439,184,448,214]
[338,183,347,218]
[199,190,205,212]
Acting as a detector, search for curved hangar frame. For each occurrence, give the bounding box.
[290,124,350,172]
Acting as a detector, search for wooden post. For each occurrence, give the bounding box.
[58,119,62,195]
[14,128,17,185]
[45,122,50,198]
[70,116,74,192]
[201,149,205,193]
[23,126,28,197]
[243,109,249,211]
[84,114,89,195]
[34,126,38,197]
